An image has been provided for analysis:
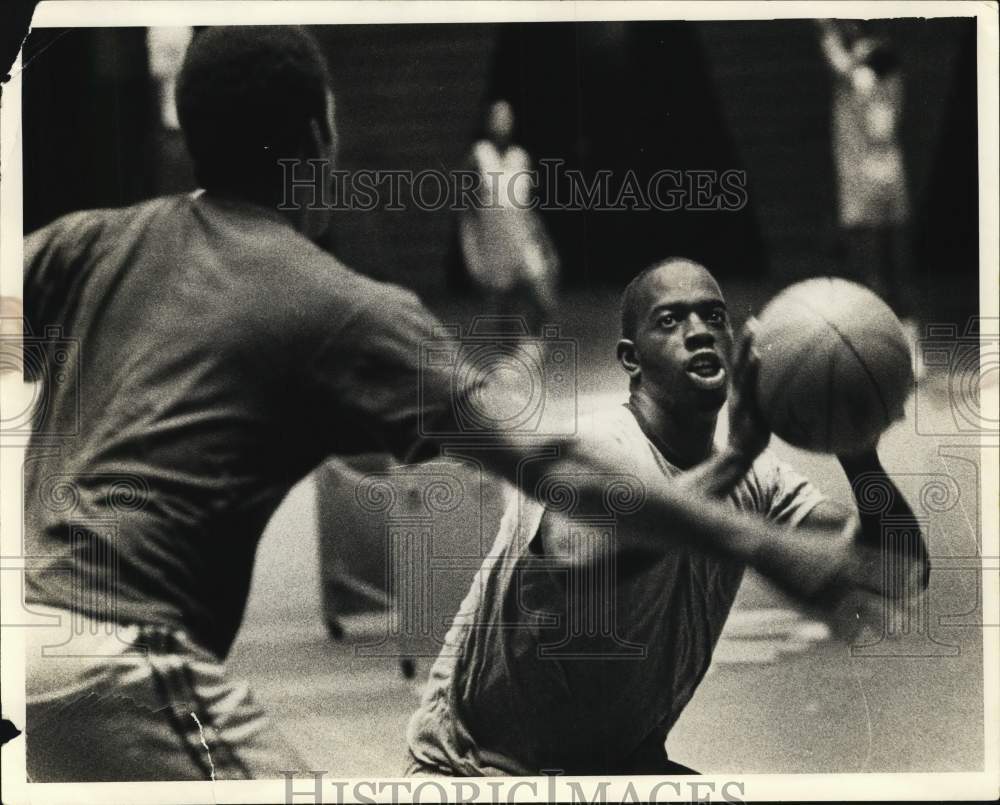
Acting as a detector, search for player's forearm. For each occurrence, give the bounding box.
[517,439,849,598]
[504,436,758,557]
[677,447,754,499]
[485,434,879,605]
[623,474,915,611]
[614,475,862,603]
[840,450,919,536]
[840,451,931,589]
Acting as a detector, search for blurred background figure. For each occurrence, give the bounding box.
[460,99,559,337]
[817,20,916,342]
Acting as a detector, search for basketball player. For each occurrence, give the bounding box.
[21,28,919,781]
[406,258,930,776]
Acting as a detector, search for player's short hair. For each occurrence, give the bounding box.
[176,26,332,203]
[620,257,703,341]
[620,265,660,342]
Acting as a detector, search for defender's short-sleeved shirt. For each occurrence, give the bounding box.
[23,193,459,657]
[406,405,824,775]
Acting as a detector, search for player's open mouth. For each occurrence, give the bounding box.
[685,351,727,390]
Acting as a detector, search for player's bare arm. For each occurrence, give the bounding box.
[800,452,931,592]
[525,433,907,646]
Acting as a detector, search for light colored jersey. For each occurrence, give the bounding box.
[406,405,824,775]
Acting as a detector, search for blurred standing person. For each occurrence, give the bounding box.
[460,100,559,337]
[817,20,918,343]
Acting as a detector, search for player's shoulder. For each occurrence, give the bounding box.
[26,208,102,244]
[738,447,826,525]
[580,403,639,434]
[240,214,423,326]
[25,198,175,264]
[27,200,142,243]
[504,145,531,168]
[736,447,807,503]
[472,139,501,167]
[324,263,431,334]
[577,403,656,464]
[744,447,793,488]
[288,244,437,351]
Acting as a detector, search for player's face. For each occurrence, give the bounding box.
[628,263,734,415]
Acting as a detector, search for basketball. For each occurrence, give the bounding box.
[754,278,914,454]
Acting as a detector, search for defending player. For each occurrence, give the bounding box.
[405,258,930,775]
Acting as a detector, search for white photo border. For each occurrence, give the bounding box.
[1,2,997,803]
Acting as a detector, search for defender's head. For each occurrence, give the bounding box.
[617,258,734,417]
[177,26,337,231]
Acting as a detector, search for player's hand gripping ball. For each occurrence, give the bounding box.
[754,278,913,454]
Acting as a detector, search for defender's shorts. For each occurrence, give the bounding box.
[25,605,309,781]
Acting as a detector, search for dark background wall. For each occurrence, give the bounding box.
[21,20,977,322]
[699,18,967,268]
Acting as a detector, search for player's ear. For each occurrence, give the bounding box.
[617,338,641,382]
[306,117,328,160]
[295,117,335,242]
[305,93,336,163]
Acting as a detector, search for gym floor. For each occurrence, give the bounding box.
[229,284,989,776]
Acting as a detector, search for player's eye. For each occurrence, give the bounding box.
[707,309,727,325]
[657,313,676,328]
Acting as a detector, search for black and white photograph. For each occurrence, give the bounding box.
[0,2,997,803]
